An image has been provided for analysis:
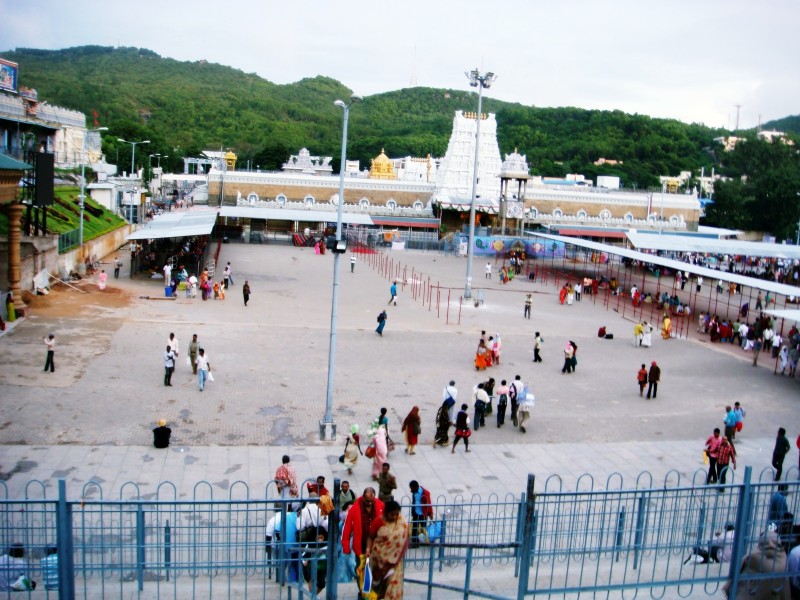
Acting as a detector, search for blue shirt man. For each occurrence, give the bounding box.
[388,283,397,306]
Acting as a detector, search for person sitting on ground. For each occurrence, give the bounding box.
[153,419,172,448]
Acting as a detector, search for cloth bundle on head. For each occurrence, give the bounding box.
[351,424,360,435]
[157,419,167,427]
[318,494,334,516]
[651,361,657,366]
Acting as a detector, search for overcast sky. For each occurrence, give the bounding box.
[2,0,798,129]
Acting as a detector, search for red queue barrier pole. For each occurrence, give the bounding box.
[426,277,430,308]
[429,278,433,311]
[436,285,441,318]
[446,289,451,324]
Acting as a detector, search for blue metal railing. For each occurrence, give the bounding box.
[0,468,796,599]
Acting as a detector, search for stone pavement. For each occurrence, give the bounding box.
[0,235,797,500]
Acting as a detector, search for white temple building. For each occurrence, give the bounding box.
[433,111,502,212]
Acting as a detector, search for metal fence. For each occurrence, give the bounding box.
[58,228,80,253]
[0,468,797,599]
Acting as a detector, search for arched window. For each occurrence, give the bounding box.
[600,209,612,220]
[304,195,315,207]
[247,192,259,204]
[330,194,340,207]
[276,194,287,206]
[577,209,587,220]
[386,199,397,212]
[669,215,680,225]
[412,200,424,211]
[528,207,538,219]
[553,208,563,218]
[359,197,370,210]
[623,212,634,223]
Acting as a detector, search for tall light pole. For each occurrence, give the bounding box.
[321,94,361,441]
[464,69,495,299]
[117,138,150,178]
[79,126,108,251]
[796,192,800,245]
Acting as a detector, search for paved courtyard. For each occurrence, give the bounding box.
[0,237,797,500]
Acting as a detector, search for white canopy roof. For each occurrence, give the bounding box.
[762,308,800,323]
[126,210,219,240]
[530,232,800,298]
[219,206,374,225]
[626,231,800,260]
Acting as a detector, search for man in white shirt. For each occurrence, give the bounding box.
[443,381,458,422]
[196,349,211,392]
[223,262,234,287]
[167,333,179,357]
[738,322,749,349]
[297,496,328,532]
[485,262,491,279]
[509,375,525,427]
[163,263,172,286]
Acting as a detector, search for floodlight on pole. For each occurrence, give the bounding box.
[321,94,361,441]
[117,138,150,178]
[464,69,496,299]
[79,126,108,252]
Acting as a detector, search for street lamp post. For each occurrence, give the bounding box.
[321,94,361,441]
[464,69,495,299]
[796,192,800,245]
[79,127,108,251]
[117,138,150,178]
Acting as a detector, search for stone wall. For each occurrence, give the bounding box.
[0,235,59,292]
[0,224,133,292]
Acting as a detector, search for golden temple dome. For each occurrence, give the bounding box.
[369,149,396,180]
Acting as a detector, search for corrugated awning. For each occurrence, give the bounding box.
[219,205,374,225]
[528,231,800,298]
[126,210,219,240]
[763,308,800,322]
[626,231,800,260]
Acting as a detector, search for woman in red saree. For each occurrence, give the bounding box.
[366,500,409,600]
[401,407,421,455]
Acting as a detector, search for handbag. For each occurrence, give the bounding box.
[485,399,493,415]
[412,422,421,436]
[207,371,214,382]
[338,454,345,463]
[365,442,376,459]
[386,436,396,452]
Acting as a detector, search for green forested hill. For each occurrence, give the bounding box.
[1,46,795,191]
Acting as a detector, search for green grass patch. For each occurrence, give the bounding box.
[0,186,127,240]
